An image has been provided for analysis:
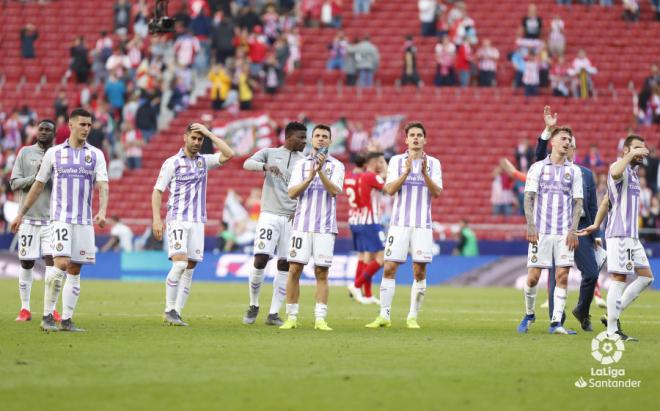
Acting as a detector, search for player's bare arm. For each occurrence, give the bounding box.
[543,105,558,132]
[10,180,46,233]
[577,196,609,237]
[524,191,538,245]
[288,161,318,199]
[421,156,442,197]
[316,155,341,196]
[566,198,583,250]
[191,123,235,163]
[610,146,649,180]
[151,189,164,241]
[94,181,109,229]
[383,156,412,195]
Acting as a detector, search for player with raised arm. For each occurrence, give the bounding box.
[10,119,61,322]
[280,125,345,331]
[352,151,388,304]
[366,123,443,329]
[344,153,367,302]
[152,123,234,326]
[241,122,307,326]
[579,135,654,341]
[517,126,583,335]
[11,109,109,332]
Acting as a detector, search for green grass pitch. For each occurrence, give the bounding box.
[0,280,658,411]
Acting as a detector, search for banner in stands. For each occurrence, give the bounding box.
[212,114,274,157]
[371,115,405,151]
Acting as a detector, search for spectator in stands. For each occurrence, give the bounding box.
[217,220,238,252]
[640,176,653,217]
[354,0,371,15]
[569,49,598,98]
[447,1,466,27]
[20,24,38,59]
[522,4,542,39]
[208,63,232,110]
[114,0,132,35]
[548,15,565,57]
[327,31,348,71]
[550,55,571,97]
[106,47,131,79]
[515,138,535,172]
[455,42,473,87]
[54,115,70,145]
[622,0,640,22]
[101,216,134,252]
[434,35,457,86]
[523,49,541,96]
[69,36,91,84]
[556,0,572,6]
[2,112,22,151]
[652,0,660,21]
[645,148,659,193]
[190,6,213,73]
[401,36,421,87]
[211,11,237,64]
[136,94,159,143]
[264,54,282,94]
[600,1,614,7]
[355,36,380,88]
[238,65,255,110]
[54,91,69,120]
[491,165,514,216]
[320,0,344,28]
[133,0,150,38]
[582,144,605,169]
[105,74,127,118]
[642,196,660,242]
[476,39,499,87]
[174,26,202,69]
[343,37,359,86]
[237,5,262,32]
[418,0,438,37]
[121,123,144,170]
[453,219,479,256]
[108,153,125,180]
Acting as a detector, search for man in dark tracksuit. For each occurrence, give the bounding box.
[535,109,601,331]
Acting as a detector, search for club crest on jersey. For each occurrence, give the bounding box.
[20,248,26,257]
[196,249,201,254]
[258,242,266,250]
[531,255,538,263]
[626,262,633,271]
[325,166,333,177]
[175,242,182,250]
[564,172,571,182]
[290,250,297,258]
[56,243,64,252]
[85,154,92,164]
[197,160,203,168]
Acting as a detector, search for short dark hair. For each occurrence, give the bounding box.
[39,119,56,128]
[352,153,366,168]
[312,124,332,138]
[550,126,573,139]
[69,108,92,120]
[365,151,384,163]
[624,134,645,148]
[284,121,307,138]
[404,122,426,137]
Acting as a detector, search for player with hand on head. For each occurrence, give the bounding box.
[10,119,61,323]
[152,122,234,326]
[241,121,307,326]
[517,125,583,335]
[578,135,654,341]
[11,108,109,333]
[280,125,345,331]
[366,122,442,329]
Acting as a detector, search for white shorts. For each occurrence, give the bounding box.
[253,212,292,260]
[287,230,335,267]
[17,223,52,260]
[606,237,650,275]
[384,226,433,263]
[527,234,574,268]
[50,221,96,264]
[167,220,205,262]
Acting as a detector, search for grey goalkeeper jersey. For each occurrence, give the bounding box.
[243,147,304,217]
[10,144,52,225]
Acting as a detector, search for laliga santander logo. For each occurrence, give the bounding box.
[591,331,625,365]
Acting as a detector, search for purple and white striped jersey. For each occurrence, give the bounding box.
[35,141,108,225]
[525,156,583,235]
[154,149,223,223]
[288,154,345,234]
[606,165,641,239]
[387,153,442,229]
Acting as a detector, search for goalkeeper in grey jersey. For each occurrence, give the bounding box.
[10,120,60,325]
[241,122,308,326]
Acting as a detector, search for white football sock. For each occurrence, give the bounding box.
[379,278,396,320]
[18,267,33,311]
[524,284,537,316]
[607,281,626,335]
[314,303,328,321]
[286,303,299,320]
[43,266,64,316]
[407,279,426,320]
[620,276,653,311]
[175,268,194,314]
[165,261,187,312]
[269,271,288,315]
[62,274,81,320]
[249,268,265,307]
[551,287,567,324]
